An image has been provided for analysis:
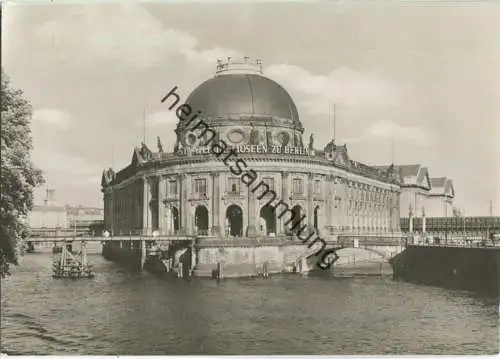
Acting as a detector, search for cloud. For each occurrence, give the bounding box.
[137,110,179,128]
[32,108,73,130]
[32,147,102,180]
[266,64,401,116]
[344,120,434,146]
[32,3,241,70]
[71,175,101,186]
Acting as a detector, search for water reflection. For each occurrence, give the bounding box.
[1,254,498,355]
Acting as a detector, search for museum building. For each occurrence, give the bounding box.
[100,58,405,246]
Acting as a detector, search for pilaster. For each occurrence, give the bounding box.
[280,171,289,234]
[142,176,152,235]
[307,172,313,228]
[158,175,166,234]
[408,204,414,233]
[246,186,258,237]
[422,206,426,233]
[326,175,334,229]
[179,173,189,235]
[211,172,221,236]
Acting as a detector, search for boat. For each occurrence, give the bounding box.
[52,242,94,279]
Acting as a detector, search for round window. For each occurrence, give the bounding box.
[276,131,290,146]
[227,129,245,144]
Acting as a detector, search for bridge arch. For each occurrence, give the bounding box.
[333,246,393,268]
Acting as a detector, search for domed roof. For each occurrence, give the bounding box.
[185,73,301,128]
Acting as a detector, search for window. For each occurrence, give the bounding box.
[262,177,275,191]
[193,178,207,195]
[292,178,304,194]
[229,178,240,194]
[169,180,178,196]
[314,180,321,194]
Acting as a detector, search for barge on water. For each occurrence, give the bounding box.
[52,242,94,279]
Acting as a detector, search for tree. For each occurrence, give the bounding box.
[1,69,44,277]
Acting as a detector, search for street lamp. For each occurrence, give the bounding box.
[462,209,467,244]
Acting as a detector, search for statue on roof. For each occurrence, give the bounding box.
[157,136,164,153]
[140,142,153,161]
[103,168,115,184]
[308,134,314,151]
[325,139,336,152]
[174,127,181,151]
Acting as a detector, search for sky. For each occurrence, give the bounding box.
[2,1,499,215]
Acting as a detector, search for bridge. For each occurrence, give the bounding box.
[24,233,406,277]
[24,235,194,243]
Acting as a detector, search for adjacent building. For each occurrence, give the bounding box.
[28,188,104,236]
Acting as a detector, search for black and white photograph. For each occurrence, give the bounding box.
[1,1,499,356]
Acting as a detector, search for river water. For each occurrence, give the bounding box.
[1,253,498,355]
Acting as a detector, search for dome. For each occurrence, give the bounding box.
[185,73,302,129]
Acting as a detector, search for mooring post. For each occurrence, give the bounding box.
[263,261,269,277]
[190,243,196,277]
[81,240,88,267]
[217,261,223,279]
[140,239,147,271]
[178,262,184,278]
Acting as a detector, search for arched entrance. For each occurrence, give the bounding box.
[290,205,303,230]
[226,204,243,237]
[171,207,180,234]
[314,205,320,231]
[195,205,209,235]
[260,205,276,235]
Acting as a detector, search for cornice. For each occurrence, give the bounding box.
[107,152,400,189]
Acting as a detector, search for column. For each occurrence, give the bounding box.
[422,206,426,234]
[247,185,257,237]
[386,196,390,232]
[361,187,366,231]
[326,175,333,230]
[126,188,130,234]
[370,193,375,231]
[211,172,221,236]
[346,184,351,231]
[353,185,357,231]
[158,175,166,234]
[179,174,188,235]
[111,189,116,235]
[337,178,344,231]
[392,192,400,232]
[143,177,152,235]
[408,204,414,234]
[136,181,141,231]
[307,173,313,229]
[280,171,289,234]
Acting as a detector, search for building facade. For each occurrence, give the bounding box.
[101,58,403,245]
[28,189,104,236]
[374,164,455,234]
[66,205,105,231]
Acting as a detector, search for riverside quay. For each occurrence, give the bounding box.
[100,57,455,277]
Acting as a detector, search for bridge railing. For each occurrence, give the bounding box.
[409,241,500,249]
